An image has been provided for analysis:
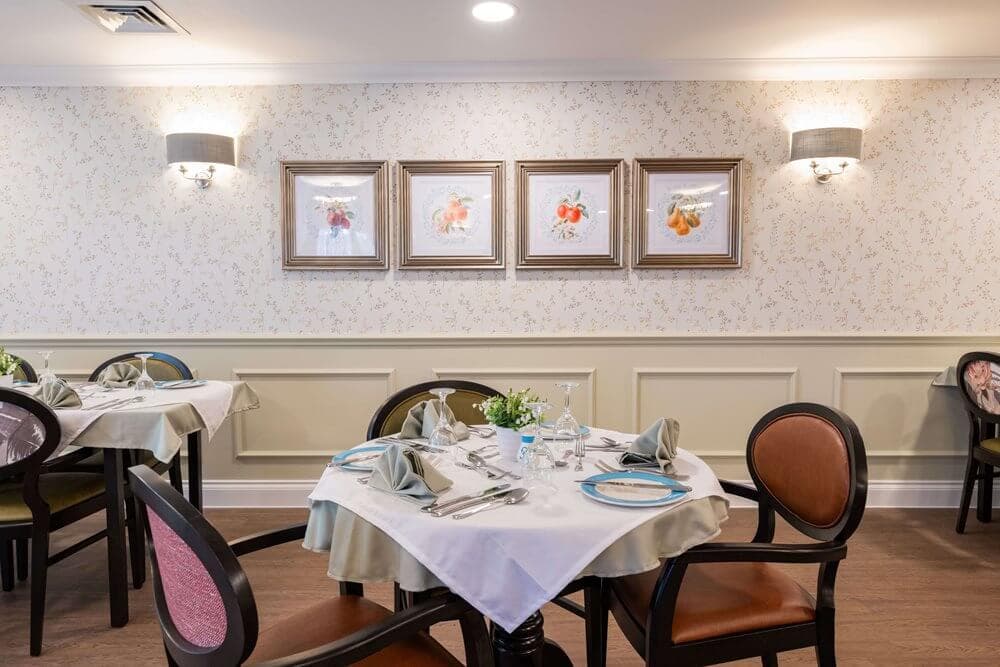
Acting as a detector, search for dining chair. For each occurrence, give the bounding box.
[598,402,868,667]
[127,464,494,667]
[366,379,502,440]
[0,388,121,655]
[11,355,38,384]
[955,352,1000,533]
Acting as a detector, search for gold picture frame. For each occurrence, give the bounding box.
[280,160,389,270]
[397,160,505,270]
[516,159,624,269]
[632,158,743,268]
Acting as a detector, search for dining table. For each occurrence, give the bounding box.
[11,379,259,627]
[303,426,730,666]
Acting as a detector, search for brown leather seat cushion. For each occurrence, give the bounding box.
[611,561,815,645]
[246,595,461,666]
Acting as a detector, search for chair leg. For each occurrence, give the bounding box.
[168,455,183,494]
[977,464,994,523]
[762,653,778,666]
[125,493,146,590]
[29,524,50,656]
[16,538,28,581]
[584,581,608,667]
[956,457,978,533]
[0,539,13,592]
[815,613,836,667]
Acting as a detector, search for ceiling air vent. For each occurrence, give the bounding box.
[75,1,188,34]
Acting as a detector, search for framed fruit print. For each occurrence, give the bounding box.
[516,159,624,269]
[397,160,505,269]
[280,160,389,270]
[632,158,743,268]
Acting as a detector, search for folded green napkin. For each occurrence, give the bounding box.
[34,380,82,409]
[96,362,140,388]
[398,399,470,441]
[367,443,453,503]
[619,417,679,472]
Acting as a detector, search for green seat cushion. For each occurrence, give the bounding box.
[105,358,186,382]
[982,438,1000,455]
[0,473,106,523]
[378,389,492,437]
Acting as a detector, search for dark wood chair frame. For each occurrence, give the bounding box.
[11,355,39,383]
[955,352,1000,533]
[366,379,502,440]
[0,388,125,655]
[602,402,868,667]
[127,465,494,667]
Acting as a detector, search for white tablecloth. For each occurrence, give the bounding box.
[304,427,729,632]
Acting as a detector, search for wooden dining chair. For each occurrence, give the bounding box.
[0,388,122,655]
[127,464,494,667]
[11,355,38,384]
[366,379,502,440]
[955,352,1000,533]
[598,402,868,667]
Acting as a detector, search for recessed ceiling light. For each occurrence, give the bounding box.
[472,1,517,23]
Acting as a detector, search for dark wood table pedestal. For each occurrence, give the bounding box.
[491,611,572,667]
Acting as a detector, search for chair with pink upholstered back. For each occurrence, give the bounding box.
[127,464,495,667]
[598,402,868,667]
[955,351,1000,533]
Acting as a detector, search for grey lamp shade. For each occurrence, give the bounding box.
[165,132,236,167]
[789,127,863,162]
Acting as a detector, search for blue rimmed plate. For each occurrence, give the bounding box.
[579,471,688,508]
[540,423,592,440]
[331,445,387,472]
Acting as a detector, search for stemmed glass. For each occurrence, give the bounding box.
[37,351,57,387]
[428,387,458,456]
[554,382,583,471]
[134,353,156,393]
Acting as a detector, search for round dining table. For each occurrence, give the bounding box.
[303,426,730,666]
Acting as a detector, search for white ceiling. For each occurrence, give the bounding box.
[3,0,1000,85]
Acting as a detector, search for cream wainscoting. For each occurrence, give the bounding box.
[15,333,998,508]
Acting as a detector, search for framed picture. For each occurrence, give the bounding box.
[280,160,389,270]
[397,160,505,269]
[516,159,624,269]
[632,158,743,268]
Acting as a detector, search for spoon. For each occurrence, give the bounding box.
[468,452,522,480]
[599,436,634,448]
[452,488,529,520]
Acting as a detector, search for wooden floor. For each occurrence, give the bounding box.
[2,508,999,665]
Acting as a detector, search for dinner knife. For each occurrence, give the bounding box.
[429,488,514,517]
[575,479,692,492]
[421,483,512,513]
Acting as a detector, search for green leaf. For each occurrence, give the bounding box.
[582,209,589,219]
[346,211,355,219]
[573,189,581,201]
[667,203,676,214]
[461,196,475,204]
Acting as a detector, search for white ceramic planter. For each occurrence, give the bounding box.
[0,374,13,388]
[495,426,522,462]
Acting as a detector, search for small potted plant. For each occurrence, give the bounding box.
[0,347,20,387]
[477,388,541,462]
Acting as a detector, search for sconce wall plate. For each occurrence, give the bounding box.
[789,127,863,184]
[165,132,236,189]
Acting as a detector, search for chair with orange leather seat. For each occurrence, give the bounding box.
[127,464,495,667]
[603,402,868,666]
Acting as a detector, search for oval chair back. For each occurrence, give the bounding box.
[367,380,501,440]
[10,356,38,384]
[89,352,194,383]
[0,388,61,480]
[746,402,868,543]
[957,352,1000,424]
[128,465,258,666]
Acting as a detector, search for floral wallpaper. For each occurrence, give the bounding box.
[0,79,998,336]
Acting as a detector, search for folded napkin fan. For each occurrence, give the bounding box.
[367,443,453,504]
[398,399,470,441]
[619,417,680,473]
[96,362,141,388]
[34,380,82,410]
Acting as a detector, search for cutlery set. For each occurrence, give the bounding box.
[85,396,145,411]
[420,485,529,519]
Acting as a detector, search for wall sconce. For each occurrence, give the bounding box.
[789,127,863,184]
[165,132,236,189]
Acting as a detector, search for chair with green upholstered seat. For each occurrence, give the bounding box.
[10,355,38,384]
[0,387,119,656]
[366,379,501,440]
[955,351,1000,533]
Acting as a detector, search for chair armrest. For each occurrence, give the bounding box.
[251,594,478,667]
[719,479,759,500]
[681,541,846,564]
[228,522,307,557]
[41,447,99,472]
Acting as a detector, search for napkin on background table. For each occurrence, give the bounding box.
[96,362,141,388]
[34,380,82,409]
[367,443,453,503]
[398,399,470,441]
[619,417,680,472]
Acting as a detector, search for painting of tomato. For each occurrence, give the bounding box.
[551,189,589,239]
[432,192,474,235]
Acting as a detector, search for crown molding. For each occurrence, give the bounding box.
[3,57,1000,87]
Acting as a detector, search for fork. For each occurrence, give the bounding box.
[457,461,503,479]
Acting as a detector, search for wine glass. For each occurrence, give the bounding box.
[554,382,583,471]
[37,350,57,386]
[525,401,550,444]
[428,387,458,456]
[134,353,156,393]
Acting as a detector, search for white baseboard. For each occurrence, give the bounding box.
[191,479,1000,510]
